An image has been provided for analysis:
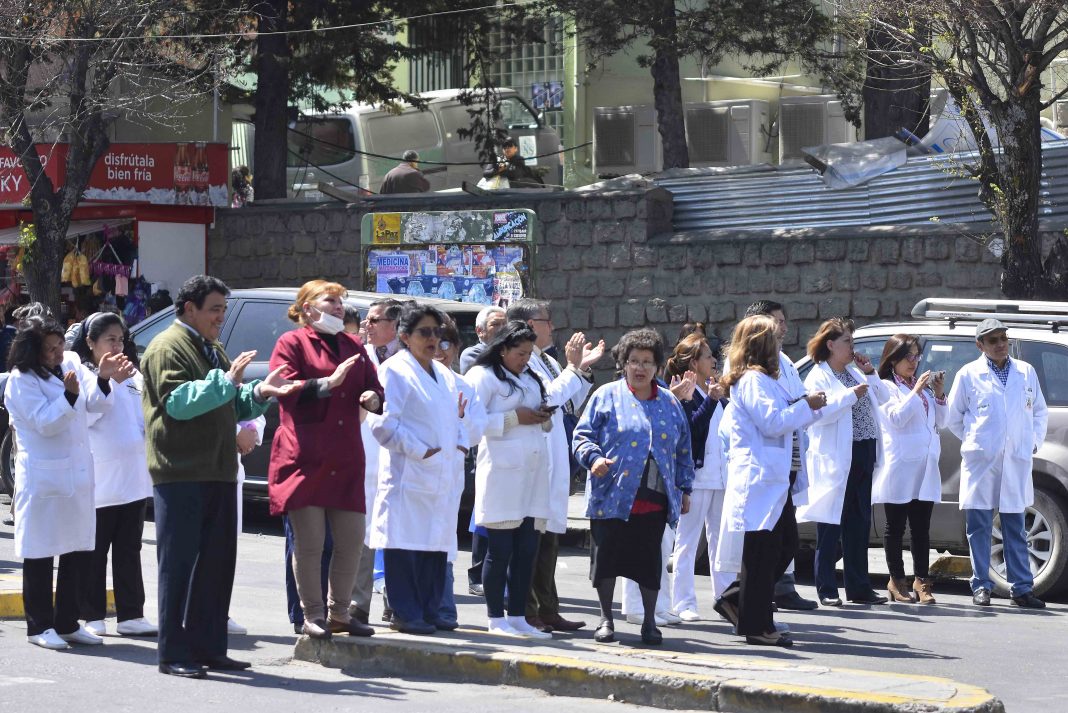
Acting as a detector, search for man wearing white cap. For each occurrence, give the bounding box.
[946,318,1048,608]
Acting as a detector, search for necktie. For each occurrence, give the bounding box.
[203,341,221,369]
[538,349,574,415]
[375,345,388,363]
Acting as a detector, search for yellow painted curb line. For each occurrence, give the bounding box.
[0,588,115,619]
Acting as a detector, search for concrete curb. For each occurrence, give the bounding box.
[0,588,115,619]
[294,631,1004,713]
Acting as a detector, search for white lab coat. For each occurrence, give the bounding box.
[466,364,551,527]
[946,357,1048,513]
[370,349,467,552]
[526,346,591,534]
[796,362,889,525]
[5,353,112,559]
[235,415,266,534]
[361,347,386,545]
[86,370,152,509]
[872,379,946,505]
[447,370,487,561]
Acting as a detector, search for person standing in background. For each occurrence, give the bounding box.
[460,306,507,375]
[380,150,431,194]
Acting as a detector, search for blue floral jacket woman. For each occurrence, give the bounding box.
[573,378,695,527]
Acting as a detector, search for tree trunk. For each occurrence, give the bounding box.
[253,0,290,200]
[649,0,688,170]
[863,23,931,140]
[23,201,69,318]
[994,91,1045,299]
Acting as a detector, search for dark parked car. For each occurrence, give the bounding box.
[0,288,482,512]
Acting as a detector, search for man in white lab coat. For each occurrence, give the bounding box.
[947,319,1048,608]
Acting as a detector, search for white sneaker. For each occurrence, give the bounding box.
[676,609,701,623]
[487,617,522,637]
[656,610,682,625]
[28,628,70,650]
[506,616,552,640]
[625,613,669,626]
[117,617,158,636]
[227,617,247,635]
[59,625,104,646]
[84,619,107,637]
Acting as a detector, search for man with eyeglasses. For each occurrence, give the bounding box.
[947,319,1048,608]
[507,298,604,632]
[351,298,404,625]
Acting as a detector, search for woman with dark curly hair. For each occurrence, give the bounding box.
[572,328,694,646]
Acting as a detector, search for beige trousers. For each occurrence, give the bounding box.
[289,507,365,623]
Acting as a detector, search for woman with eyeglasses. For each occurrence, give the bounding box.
[268,280,383,640]
[664,333,732,622]
[797,317,890,606]
[572,329,694,646]
[464,321,553,639]
[369,303,469,635]
[872,335,946,604]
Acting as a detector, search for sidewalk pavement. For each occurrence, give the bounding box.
[294,628,1003,713]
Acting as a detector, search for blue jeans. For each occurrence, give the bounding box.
[438,562,458,623]
[965,508,1033,596]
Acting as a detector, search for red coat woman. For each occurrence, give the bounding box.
[267,280,383,639]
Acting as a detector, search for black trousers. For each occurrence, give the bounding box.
[737,492,797,637]
[468,531,488,586]
[24,551,90,637]
[483,517,539,618]
[815,439,877,599]
[382,548,446,625]
[883,499,935,579]
[525,532,560,618]
[154,481,237,664]
[80,498,148,622]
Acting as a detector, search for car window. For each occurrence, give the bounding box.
[853,338,886,373]
[1018,341,1068,407]
[225,301,297,361]
[132,311,176,359]
[921,338,978,391]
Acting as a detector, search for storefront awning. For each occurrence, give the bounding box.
[0,218,133,246]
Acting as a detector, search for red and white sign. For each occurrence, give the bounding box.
[0,142,229,207]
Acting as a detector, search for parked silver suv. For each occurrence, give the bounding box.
[795,297,1068,598]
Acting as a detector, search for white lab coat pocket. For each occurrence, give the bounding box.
[21,454,75,499]
[403,450,446,493]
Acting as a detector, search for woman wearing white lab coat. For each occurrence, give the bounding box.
[4,316,129,650]
[716,315,824,647]
[872,334,947,604]
[797,318,889,606]
[466,321,553,640]
[370,304,467,635]
[70,312,157,637]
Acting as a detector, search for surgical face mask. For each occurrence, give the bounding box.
[310,308,345,335]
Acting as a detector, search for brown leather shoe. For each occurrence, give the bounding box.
[525,616,552,633]
[888,577,917,603]
[913,577,936,604]
[539,613,586,631]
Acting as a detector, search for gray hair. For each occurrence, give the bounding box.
[475,305,506,331]
[402,149,419,162]
[506,298,549,324]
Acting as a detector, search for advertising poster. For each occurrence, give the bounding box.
[367,244,529,306]
[372,213,401,244]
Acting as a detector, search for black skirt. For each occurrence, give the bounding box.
[589,510,668,590]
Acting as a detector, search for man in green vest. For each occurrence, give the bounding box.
[142,275,298,678]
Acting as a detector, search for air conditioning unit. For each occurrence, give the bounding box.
[685,100,773,167]
[593,105,660,176]
[1056,101,1068,130]
[778,95,856,163]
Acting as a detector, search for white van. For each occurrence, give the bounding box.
[235,89,562,197]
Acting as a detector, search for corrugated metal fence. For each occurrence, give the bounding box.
[654,140,1068,232]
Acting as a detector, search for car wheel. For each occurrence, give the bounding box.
[989,487,1068,598]
[0,430,13,496]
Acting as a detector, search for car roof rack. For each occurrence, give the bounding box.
[911,297,1068,333]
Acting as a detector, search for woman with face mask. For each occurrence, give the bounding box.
[70,312,156,638]
[268,280,384,640]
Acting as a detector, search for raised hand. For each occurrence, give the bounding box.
[63,370,80,395]
[853,353,875,375]
[98,352,135,383]
[669,371,698,401]
[227,350,256,384]
[458,391,468,419]
[580,339,607,371]
[258,365,301,399]
[564,332,587,368]
[327,354,361,390]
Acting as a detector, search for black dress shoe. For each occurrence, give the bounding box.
[328,618,375,637]
[302,619,332,640]
[159,662,207,678]
[468,583,485,596]
[640,623,663,646]
[432,619,459,631]
[775,591,819,611]
[1012,592,1046,609]
[293,623,303,634]
[972,588,992,606]
[848,592,888,605]
[594,619,615,643]
[389,618,436,635]
[820,596,843,607]
[745,632,794,648]
[198,656,251,671]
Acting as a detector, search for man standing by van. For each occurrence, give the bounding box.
[380,150,430,194]
[947,319,1048,608]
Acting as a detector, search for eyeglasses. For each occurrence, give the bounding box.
[437,340,452,351]
[905,353,921,363]
[626,360,657,370]
[412,326,445,339]
[367,317,395,325]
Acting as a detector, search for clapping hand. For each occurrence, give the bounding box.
[259,365,302,399]
[227,350,256,384]
[98,352,136,383]
[457,391,468,419]
[564,332,587,368]
[707,379,725,401]
[669,371,699,401]
[580,339,606,371]
[326,354,361,391]
[63,370,80,395]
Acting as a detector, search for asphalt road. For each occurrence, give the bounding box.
[1,503,1065,712]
